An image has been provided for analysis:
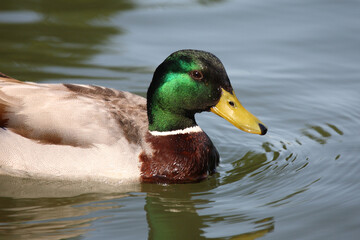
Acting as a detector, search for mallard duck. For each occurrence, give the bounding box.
[0,50,267,184]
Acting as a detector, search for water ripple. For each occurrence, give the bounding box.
[217,121,347,211]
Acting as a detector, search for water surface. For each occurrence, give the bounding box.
[1,0,360,239]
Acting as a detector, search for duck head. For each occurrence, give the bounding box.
[147,49,267,135]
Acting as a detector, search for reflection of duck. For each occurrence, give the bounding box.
[0,50,266,183]
[143,182,274,240]
[0,178,129,239]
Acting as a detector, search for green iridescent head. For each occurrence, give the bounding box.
[147,49,233,132]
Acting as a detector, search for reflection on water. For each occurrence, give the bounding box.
[0,191,127,239]
[144,184,209,239]
[142,181,274,240]
[301,123,344,145]
[218,122,345,211]
[0,176,274,240]
[0,176,140,239]
[0,0,135,82]
[222,151,267,185]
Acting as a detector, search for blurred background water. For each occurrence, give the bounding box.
[1,0,360,239]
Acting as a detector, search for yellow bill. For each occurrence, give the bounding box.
[211,88,267,135]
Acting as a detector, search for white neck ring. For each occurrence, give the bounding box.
[149,126,203,136]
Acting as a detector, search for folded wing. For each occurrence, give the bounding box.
[0,73,148,147]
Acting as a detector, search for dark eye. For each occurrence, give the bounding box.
[190,70,203,81]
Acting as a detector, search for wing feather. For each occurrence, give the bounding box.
[0,73,148,147]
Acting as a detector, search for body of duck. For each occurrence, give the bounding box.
[0,50,267,183]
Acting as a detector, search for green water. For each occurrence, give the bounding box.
[1,0,360,239]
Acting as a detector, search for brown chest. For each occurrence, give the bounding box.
[139,132,219,183]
